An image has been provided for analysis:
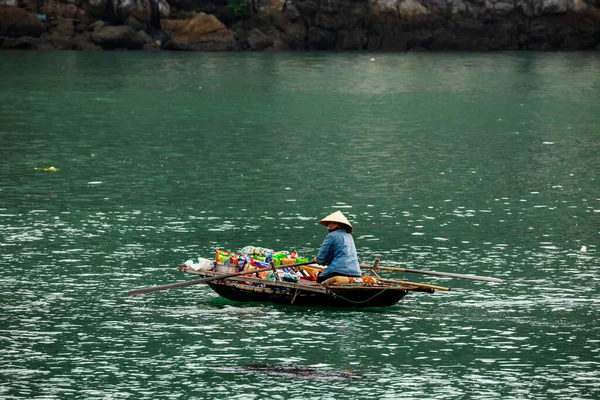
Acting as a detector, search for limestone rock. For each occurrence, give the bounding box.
[0,35,40,48]
[89,20,105,31]
[520,0,573,16]
[336,29,368,49]
[239,18,304,50]
[245,27,275,50]
[492,0,518,15]
[40,2,93,23]
[40,30,101,50]
[161,12,237,50]
[237,9,306,50]
[73,0,169,30]
[306,26,336,49]
[91,24,147,49]
[370,0,401,14]
[47,18,77,37]
[398,0,431,19]
[251,0,288,14]
[118,0,170,29]
[73,33,104,49]
[0,6,45,38]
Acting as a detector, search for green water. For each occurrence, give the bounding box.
[1,51,599,399]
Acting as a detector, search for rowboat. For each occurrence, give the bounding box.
[128,255,502,301]
[176,262,437,308]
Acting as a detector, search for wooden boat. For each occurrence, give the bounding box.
[177,263,437,308]
[128,258,500,301]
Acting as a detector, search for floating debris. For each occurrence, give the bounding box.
[34,166,59,171]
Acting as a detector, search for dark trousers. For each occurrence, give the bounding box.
[316,272,362,283]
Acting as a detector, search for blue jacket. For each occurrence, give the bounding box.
[316,228,361,278]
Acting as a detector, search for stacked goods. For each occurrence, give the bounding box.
[215,247,309,268]
[210,246,380,285]
[214,246,314,282]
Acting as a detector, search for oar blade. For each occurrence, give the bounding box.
[128,279,205,296]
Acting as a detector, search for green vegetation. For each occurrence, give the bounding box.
[226,0,249,19]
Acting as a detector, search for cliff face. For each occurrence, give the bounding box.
[1,0,599,50]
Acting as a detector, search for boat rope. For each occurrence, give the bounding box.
[291,287,300,304]
[332,288,389,304]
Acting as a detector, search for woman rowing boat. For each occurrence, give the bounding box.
[313,211,362,284]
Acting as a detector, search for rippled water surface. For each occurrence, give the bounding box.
[1,51,599,399]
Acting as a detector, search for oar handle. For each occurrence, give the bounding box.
[128,261,314,296]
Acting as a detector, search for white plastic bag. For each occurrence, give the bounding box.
[193,257,214,271]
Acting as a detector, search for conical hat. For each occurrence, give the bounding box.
[320,210,353,232]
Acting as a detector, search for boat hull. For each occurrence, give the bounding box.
[207,281,408,308]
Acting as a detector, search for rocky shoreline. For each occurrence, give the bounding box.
[1,0,599,51]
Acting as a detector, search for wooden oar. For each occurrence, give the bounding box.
[376,277,450,291]
[360,264,504,283]
[128,261,314,296]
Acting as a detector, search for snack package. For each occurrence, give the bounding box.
[258,271,270,279]
[215,249,233,263]
[302,266,322,281]
[272,252,289,266]
[361,275,378,284]
[280,257,296,265]
[282,272,298,283]
[240,246,274,256]
[237,257,247,270]
[250,259,270,268]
